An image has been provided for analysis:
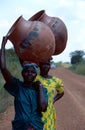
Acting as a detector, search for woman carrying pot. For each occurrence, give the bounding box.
[0,37,48,130]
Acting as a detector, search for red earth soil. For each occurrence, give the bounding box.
[0,67,85,130]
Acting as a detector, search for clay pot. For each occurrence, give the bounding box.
[29,10,68,55]
[5,16,55,62]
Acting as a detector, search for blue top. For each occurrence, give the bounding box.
[4,77,48,130]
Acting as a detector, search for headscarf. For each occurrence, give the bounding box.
[22,63,40,74]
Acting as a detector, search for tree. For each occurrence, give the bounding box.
[69,50,85,64]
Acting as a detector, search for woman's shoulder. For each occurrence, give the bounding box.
[51,76,63,82]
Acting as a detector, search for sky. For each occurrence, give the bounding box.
[0,0,85,62]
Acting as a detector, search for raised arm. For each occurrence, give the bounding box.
[0,37,13,84]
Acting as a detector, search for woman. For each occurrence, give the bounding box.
[35,58,64,130]
[0,37,48,130]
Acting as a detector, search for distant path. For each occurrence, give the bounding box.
[50,67,85,130]
[0,67,85,130]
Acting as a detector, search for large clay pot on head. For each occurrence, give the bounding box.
[29,10,68,55]
[5,15,55,62]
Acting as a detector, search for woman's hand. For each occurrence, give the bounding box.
[34,81,43,90]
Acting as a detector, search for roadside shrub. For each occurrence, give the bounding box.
[75,62,85,75]
[69,61,85,76]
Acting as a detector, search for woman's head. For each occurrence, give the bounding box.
[39,58,52,76]
[22,63,40,82]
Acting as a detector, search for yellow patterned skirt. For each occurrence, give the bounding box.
[42,102,56,130]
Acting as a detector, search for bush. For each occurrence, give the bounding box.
[75,62,85,75]
[69,61,85,76]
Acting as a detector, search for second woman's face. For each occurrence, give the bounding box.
[40,61,51,74]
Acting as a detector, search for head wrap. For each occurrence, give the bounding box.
[22,63,40,74]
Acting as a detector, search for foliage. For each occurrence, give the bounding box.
[69,61,85,76]
[69,50,85,64]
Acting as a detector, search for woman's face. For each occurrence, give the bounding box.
[22,66,37,82]
[39,61,51,74]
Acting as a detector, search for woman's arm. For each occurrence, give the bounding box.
[0,37,13,84]
[35,81,48,112]
[53,91,64,104]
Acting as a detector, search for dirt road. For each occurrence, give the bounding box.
[0,67,85,130]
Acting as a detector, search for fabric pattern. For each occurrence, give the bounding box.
[35,75,64,130]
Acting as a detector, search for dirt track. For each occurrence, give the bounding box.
[0,67,85,130]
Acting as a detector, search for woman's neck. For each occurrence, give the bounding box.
[24,81,33,87]
[40,74,52,79]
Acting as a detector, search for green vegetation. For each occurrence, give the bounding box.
[69,50,85,76]
[69,61,85,76]
[69,50,85,64]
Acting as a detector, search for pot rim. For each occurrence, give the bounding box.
[29,10,45,21]
[6,15,22,39]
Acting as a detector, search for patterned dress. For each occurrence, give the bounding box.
[35,75,64,130]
